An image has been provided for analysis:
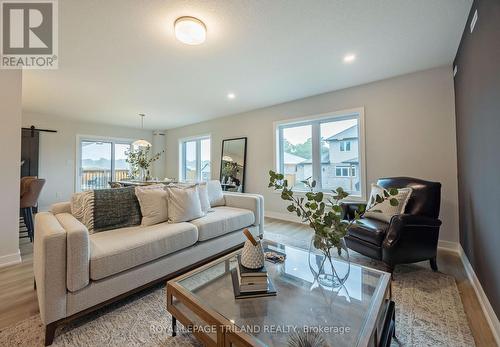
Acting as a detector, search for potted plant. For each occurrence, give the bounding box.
[268,170,398,287]
[125,146,164,181]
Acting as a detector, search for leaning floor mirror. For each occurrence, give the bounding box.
[220,137,247,192]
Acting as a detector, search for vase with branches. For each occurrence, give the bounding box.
[268,170,398,287]
[125,146,164,181]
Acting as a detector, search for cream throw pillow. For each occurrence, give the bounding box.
[135,185,168,226]
[166,185,204,223]
[364,184,412,223]
[206,180,225,207]
[197,183,211,214]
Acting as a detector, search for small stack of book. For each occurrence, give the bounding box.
[237,257,268,292]
[231,256,276,299]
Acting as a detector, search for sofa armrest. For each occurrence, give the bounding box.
[34,212,67,325]
[223,193,264,235]
[55,213,90,292]
[50,201,71,215]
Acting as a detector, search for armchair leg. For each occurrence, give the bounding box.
[429,257,438,272]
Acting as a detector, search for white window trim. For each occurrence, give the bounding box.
[178,134,211,182]
[273,107,366,202]
[75,134,135,192]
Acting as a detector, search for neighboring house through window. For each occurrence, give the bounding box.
[179,135,211,182]
[275,108,365,198]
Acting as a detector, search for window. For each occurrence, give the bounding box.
[335,166,356,177]
[180,136,211,182]
[340,141,351,151]
[275,108,365,198]
[78,138,132,191]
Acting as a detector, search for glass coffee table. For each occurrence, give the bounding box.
[167,241,394,347]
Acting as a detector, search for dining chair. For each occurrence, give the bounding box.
[20,178,46,242]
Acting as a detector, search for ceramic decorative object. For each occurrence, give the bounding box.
[241,229,265,269]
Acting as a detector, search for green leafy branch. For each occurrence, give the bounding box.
[268,170,399,254]
[125,146,164,179]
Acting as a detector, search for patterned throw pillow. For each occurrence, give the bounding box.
[71,190,95,232]
[364,183,412,223]
[70,187,142,233]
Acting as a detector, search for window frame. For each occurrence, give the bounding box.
[273,107,366,201]
[178,134,211,182]
[75,135,134,192]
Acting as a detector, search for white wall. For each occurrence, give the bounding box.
[152,131,167,179]
[165,66,460,242]
[0,70,22,267]
[22,112,155,210]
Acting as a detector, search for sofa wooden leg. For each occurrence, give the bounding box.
[429,257,438,272]
[45,322,57,346]
[34,278,36,290]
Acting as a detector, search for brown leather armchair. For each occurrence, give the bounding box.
[20,178,46,242]
[343,177,442,272]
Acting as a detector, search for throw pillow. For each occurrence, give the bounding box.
[92,186,142,232]
[135,186,168,226]
[71,190,95,232]
[166,185,204,223]
[70,187,143,233]
[364,183,412,223]
[206,180,225,207]
[197,183,211,214]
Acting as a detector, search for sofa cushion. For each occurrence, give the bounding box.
[347,218,389,246]
[190,206,255,241]
[90,222,198,280]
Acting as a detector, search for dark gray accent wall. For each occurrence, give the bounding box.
[453,0,500,317]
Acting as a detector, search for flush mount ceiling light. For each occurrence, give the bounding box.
[343,54,356,63]
[227,92,236,99]
[132,114,152,148]
[174,16,207,45]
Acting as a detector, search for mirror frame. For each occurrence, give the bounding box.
[219,137,247,193]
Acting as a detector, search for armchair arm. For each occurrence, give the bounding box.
[34,212,67,325]
[382,214,442,264]
[55,213,90,292]
[340,201,367,220]
[223,193,264,236]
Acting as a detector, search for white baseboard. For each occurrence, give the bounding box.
[458,245,500,345]
[437,240,460,253]
[0,249,21,269]
[264,211,304,224]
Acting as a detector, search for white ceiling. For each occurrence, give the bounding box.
[22,0,472,130]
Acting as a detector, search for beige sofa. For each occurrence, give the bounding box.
[34,192,264,345]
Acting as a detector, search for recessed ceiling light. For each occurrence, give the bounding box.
[227,93,236,99]
[174,16,206,45]
[343,54,356,63]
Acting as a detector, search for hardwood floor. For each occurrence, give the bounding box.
[0,217,497,346]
